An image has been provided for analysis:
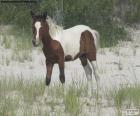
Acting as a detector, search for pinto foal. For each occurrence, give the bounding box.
[31,11,100,96]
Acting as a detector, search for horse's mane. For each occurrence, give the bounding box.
[46,16,63,37]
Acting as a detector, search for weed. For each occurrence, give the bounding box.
[64,85,80,115]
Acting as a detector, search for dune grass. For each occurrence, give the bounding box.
[0,77,84,116]
[64,85,80,115]
[114,86,140,107]
[1,74,140,116]
[107,85,140,115]
[0,26,33,63]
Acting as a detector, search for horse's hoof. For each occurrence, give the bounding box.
[60,75,65,84]
[46,78,51,86]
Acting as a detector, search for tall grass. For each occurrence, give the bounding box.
[0,26,33,63]
[64,85,80,115]
[0,77,82,116]
[109,85,140,115]
[0,77,45,116]
[1,75,140,115]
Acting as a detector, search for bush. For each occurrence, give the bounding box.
[116,0,140,24]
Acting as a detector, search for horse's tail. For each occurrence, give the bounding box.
[92,30,100,52]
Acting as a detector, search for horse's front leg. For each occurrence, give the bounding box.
[45,61,54,86]
[58,58,65,84]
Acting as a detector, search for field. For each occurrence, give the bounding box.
[0,25,140,116]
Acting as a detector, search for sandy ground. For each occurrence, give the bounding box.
[0,26,140,115]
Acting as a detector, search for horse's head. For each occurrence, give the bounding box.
[31,11,49,47]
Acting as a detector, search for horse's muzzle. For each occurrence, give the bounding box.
[32,40,40,47]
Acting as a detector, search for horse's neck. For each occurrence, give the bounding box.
[42,33,52,49]
[47,18,63,38]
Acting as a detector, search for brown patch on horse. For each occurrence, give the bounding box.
[80,30,96,61]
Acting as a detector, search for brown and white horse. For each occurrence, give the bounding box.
[31,11,100,96]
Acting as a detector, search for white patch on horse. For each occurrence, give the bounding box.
[46,17,100,59]
[35,21,41,42]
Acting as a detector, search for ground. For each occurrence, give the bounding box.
[0,25,140,116]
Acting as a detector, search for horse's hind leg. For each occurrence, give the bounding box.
[58,58,65,84]
[80,56,93,97]
[90,60,100,89]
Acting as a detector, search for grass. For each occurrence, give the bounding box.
[0,77,47,116]
[12,49,32,62]
[0,77,45,102]
[0,76,101,116]
[0,77,83,116]
[108,85,140,115]
[0,25,32,50]
[1,74,140,116]
[2,35,12,49]
[0,96,19,116]
[0,26,33,63]
[64,85,80,115]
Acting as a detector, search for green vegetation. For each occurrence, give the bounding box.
[0,77,82,116]
[41,0,128,47]
[112,86,140,107]
[2,35,12,49]
[1,0,139,47]
[1,76,140,115]
[116,0,140,24]
[0,25,32,62]
[0,77,45,116]
[108,85,140,115]
[64,85,80,114]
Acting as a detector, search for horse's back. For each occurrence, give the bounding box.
[64,25,91,33]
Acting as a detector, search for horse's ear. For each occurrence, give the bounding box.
[43,11,48,20]
[30,11,35,18]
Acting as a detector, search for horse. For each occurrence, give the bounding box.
[30,11,100,96]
